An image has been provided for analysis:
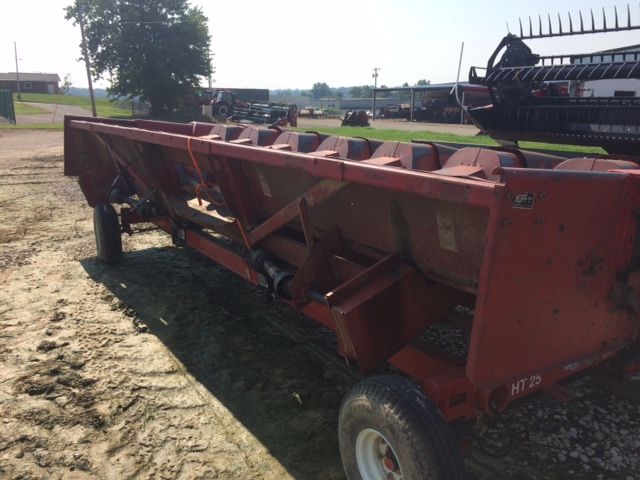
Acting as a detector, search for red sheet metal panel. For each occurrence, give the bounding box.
[242,161,492,292]
[65,119,499,293]
[66,119,500,208]
[467,168,640,392]
[388,344,474,422]
[329,262,464,373]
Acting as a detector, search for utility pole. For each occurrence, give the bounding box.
[78,7,97,117]
[208,66,216,89]
[455,42,465,124]
[208,51,215,88]
[14,42,21,101]
[372,67,381,89]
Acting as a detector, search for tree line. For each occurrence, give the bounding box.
[295,80,431,100]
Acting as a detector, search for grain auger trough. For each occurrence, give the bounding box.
[65,114,640,479]
[467,5,640,155]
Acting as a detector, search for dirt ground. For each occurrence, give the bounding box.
[0,130,639,480]
[0,130,63,161]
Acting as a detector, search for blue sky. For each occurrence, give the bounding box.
[1,0,638,90]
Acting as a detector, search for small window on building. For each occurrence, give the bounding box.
[614,90,635,97]
[22,82,32,91]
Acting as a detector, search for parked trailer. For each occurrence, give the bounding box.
[65,115,640,479]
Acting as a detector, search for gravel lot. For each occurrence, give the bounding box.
[0,130,63,161]
[0,129,638,479]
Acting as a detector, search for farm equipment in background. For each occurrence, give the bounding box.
[202,89,242,118]
[198,87,269,107]
[65,108,640,478]
[298,106,326,119]
[412,97,451,123]
[369,85,489,124]
[467,6,640,154]
[413,86,489,124]
[200,89,296,126]
[341,110,370,126]
[231,102,295,126]
[378,104,411,120]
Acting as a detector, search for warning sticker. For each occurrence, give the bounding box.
[436,212,458,252]
[512,192,535,209]
[257,172,272,198]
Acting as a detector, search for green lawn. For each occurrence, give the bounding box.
[0,122,63,130]
[12,93,132,118]
[294,125,605,155]
[13,102,48,115]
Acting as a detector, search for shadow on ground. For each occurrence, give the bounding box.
[80,242,625,480]
[81,245,356,480]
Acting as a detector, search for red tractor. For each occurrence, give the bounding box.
[201,90,246,118]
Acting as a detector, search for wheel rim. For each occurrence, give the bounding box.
[355,428,403,480]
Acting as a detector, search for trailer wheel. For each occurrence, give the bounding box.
[339,375,466,480]
[93,203,122,264]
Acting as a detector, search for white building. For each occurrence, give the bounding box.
[574,45,640,97]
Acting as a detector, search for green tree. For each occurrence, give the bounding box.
[59,74,73,95]
[311,82,332,99]
[416,79,431,86]
[349,85,372,98]
[65,0,212,115]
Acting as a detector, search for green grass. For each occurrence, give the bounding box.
[13,93,132,118]
[94,103,132,118]
[518,141,605,154]
[0,122,63,130]
[13,102,48,115]
[294,125,606,155]
[297,126,498,145]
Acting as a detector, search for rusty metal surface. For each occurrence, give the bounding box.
[469,168,640,391]
[64,115,640,421]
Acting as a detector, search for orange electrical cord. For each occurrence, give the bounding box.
[186,136,250,248]
[186,136,226,207]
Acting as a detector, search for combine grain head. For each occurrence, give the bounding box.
[468,5,640,154]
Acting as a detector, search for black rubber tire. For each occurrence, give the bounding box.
[93,203,122,264]
[214,102,232,118]
[339,375,467,480]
